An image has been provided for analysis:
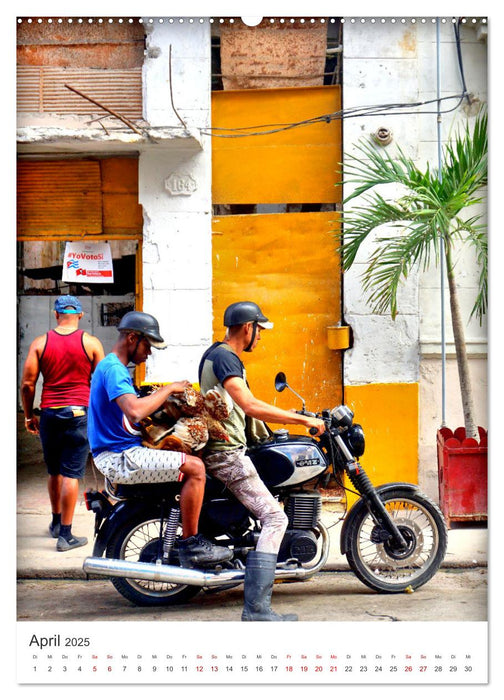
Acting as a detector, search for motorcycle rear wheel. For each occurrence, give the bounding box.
[106,512,202,607]
[345,488,448,593]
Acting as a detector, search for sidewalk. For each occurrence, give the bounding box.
[16,414,488,579]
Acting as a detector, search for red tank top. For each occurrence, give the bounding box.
[40,329,92,408]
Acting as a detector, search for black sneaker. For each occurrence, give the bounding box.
[177,534,233,569]
[49,522,60,538]
[56,534,88,552]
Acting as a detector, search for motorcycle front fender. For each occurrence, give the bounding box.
[91,500,162,558]
[340,481,420,555]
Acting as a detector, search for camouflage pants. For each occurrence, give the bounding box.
[204,447,288,555]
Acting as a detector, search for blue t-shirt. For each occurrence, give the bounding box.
[88,353,141,456]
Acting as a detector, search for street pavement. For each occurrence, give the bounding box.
[16,414,488,580]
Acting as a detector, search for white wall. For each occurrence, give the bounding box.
[342,19,488,494]
[342,20,423,386]
[140,20,213,384]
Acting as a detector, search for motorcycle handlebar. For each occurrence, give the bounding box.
[294,410,326,436]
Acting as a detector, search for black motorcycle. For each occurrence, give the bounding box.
[83,372,448,606]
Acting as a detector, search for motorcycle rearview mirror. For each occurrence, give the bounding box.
[274,372,306,411]
[275,372,288,392]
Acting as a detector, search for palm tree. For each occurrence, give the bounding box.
[337,110,487,441]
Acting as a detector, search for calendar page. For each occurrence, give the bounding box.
[17,621,488,684]
[11,1,495,696]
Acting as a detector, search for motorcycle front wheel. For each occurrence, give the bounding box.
[106,512,202,607]
[345,488,448,593]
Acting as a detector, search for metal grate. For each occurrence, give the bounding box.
[17,160,103,237]
[100,302,134,327]
[284,492,322,530]
[17,66,143,119]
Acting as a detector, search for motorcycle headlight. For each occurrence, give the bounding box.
[330,405,354,429]
[346,424,365,457]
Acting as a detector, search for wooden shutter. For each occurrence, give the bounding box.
[17,161,102,237]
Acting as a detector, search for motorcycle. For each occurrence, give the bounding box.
[82,372,448,607]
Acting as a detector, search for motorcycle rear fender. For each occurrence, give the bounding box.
[340,482,420,555]
[91,500,161,558]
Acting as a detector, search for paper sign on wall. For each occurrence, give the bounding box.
[62,241,114,283]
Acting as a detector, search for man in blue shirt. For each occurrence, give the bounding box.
[88,311,230,569]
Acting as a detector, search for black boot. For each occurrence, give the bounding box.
[241,551,298,621]
[177,534,233,569]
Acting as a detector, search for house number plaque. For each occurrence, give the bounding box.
[165,172,197,196]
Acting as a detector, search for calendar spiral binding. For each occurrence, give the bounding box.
[16,17,488,25]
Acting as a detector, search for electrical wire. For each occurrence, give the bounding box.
[453,19,471,104]
[201,93,468,138]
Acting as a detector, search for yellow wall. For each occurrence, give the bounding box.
[344,383,419,502]
[212,85,342,205]
[211,85,343,416]
[211,211,343,412]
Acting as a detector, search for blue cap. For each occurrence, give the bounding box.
[54,295,82,314]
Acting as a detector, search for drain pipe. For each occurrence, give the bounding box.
[436,18,447,427]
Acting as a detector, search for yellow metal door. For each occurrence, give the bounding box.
[211,85,343,413]
[212,85,342,205]
[211,211,343,412]
[210,83,419,492]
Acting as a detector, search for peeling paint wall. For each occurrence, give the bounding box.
[17,18,213,388]
[219,20,328,89]
[140,20,213,383]
[17,21,144,118]
[342,20,488,498]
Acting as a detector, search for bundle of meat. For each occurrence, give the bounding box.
[140,384,233,454]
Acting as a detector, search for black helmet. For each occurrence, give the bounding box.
[118,311,167,349]
[223,301,273,329]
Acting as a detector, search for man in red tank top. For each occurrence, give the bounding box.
[21,296,104,551]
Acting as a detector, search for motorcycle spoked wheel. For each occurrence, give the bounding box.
[345,488,448,594]
[106,512,202,606]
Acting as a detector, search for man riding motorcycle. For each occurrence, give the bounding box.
[199,301,325,621]
[87,310,231,570]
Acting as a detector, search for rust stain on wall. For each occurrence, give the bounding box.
[220,19,328,89]
[398,30,416,56]
[17,21,145,68]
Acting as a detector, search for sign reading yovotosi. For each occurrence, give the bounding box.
[62,242,114,283]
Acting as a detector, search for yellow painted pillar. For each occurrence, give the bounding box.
[344,383,419,504]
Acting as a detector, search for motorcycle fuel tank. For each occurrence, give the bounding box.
[248,430,327,488]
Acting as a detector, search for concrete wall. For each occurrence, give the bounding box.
[342,19,488,499]
[17,18,214,396]
[140,19,213,384]
[16,18,488,494]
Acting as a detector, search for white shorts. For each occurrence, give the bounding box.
[93,446,186,485]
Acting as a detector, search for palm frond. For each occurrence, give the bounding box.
[336,109,488,320]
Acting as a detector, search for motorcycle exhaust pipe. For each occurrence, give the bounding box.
[83,523,330,586]
[83,556,245,587]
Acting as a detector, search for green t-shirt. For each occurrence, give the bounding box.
[198,342,247,451]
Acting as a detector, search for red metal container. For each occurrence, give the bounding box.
[437,427,488,528]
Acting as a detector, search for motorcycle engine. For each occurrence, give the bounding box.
[278,491,322,564]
